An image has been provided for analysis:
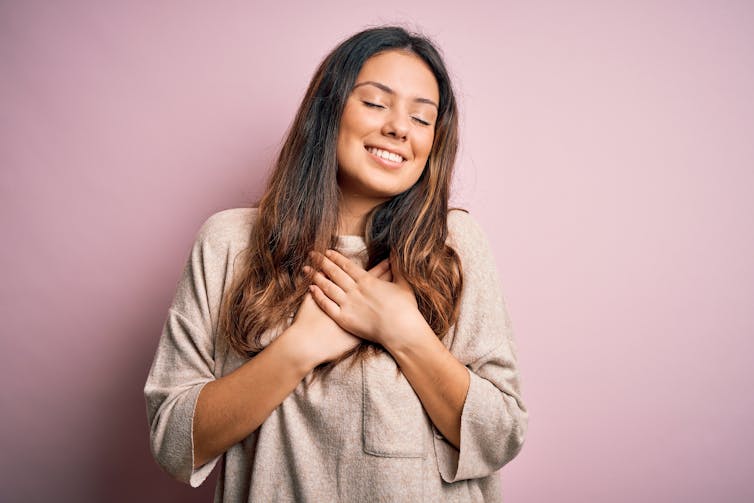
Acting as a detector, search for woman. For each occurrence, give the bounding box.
[145,26,527,502]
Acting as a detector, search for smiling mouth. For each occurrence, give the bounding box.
[366,146,405,164]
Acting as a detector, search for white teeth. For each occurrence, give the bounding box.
[367,147,404,163]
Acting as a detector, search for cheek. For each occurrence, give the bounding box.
[336,107,356,144]
[336,121,358,162]
[339,102,370,135]
[416,133,435,159]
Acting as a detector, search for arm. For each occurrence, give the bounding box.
[307,254,514,460]
[192,292,366,468]
[308,249,471,449]
[430,211,528,482]
[191,324,313,468]
[382,318,470,449]
[308,211,527,481]
[145,210,393,484]
[145,212,242,486]
[147,298,358,485]
[194,260,391,467]
[144,211,351,485]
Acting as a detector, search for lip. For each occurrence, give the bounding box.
[364,147,406,169]
[365,144,410,159]
[364,145,410,168]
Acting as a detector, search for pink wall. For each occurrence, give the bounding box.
[2,1,753,501]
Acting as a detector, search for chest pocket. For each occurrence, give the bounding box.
[361,352,428,458]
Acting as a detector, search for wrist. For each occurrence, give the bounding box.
[382,310,432,355]
[277,324,321,376]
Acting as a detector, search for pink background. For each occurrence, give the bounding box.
[2,1,753,501]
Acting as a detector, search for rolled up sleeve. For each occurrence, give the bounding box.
[144,211,240,487]
[434,210,528,482]
[144,310,218,487]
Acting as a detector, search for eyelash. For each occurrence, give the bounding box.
[361,101,432,127]
[362,101,384,109]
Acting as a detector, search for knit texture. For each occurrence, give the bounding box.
[144,207,527,502]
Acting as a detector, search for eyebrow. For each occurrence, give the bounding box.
[352,81,439,109]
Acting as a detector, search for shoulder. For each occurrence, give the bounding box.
[447,208,493,258]
[446,208,501,287]
[195,207,259,249]
[445,210,512,359]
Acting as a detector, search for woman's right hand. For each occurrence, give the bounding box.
[291,258,392,366]
[194,279,371,467]
[191,257,391,467]
[290,292,359,365]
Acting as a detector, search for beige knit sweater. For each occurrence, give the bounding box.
[144,207,527,502]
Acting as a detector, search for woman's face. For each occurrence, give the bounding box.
[336,49,439,208]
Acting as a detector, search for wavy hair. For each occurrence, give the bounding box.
[219,26,463,366]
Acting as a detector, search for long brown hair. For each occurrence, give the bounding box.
[219,26,463,365]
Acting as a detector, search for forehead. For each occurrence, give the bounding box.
[355,50,439,103]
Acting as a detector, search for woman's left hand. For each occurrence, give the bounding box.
[305,249,425,348]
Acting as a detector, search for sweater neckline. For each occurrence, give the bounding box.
[335,234,367,257]
[336,234,366,247]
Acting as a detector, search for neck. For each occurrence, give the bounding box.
[337,193,386,236]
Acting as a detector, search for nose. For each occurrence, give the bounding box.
[381,109,409,141]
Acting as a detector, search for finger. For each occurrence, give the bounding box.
[310,251,357,291]
[310,269,347,305]
[309,285,341,320]
[324,249,367,281]
[367,258,390,278]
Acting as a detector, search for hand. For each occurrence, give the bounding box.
[289,292,360,367]
[306,249,425,348]
[294,257,395,366]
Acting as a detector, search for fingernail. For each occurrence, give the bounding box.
[325,249,333,256]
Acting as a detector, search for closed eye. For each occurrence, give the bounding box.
[362,101,385,109]
[362,100,432,126]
